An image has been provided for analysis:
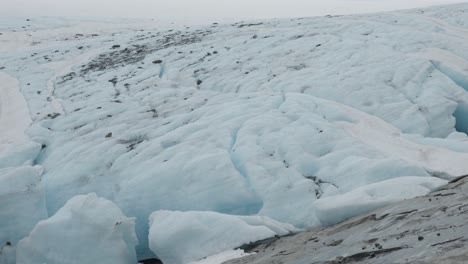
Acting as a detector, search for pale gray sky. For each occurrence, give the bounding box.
[0,0,464,23]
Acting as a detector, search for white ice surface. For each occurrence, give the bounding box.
[0,71,40,168]
[189,250,252,264]
[0,71,31,143]
[314,176,447,226]
[149,210,297,264]
[16,193,138,264]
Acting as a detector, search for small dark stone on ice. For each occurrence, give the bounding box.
[316,44,322,47]
[437,233,441,236]
[47,113,61,119]
[41,144,47,149]
[418,236,424,241]
[6,241,11,246]
[27,83,30,86]
[109,77,118,86]
[78,46,83,50]
[197,79,203,85]
[105,132,113,138]
[37,91,41,94]
[152,60,163,64]
[139,258,163,264]
[112,45,121,49]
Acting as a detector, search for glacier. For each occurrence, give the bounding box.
[1,3,468,263]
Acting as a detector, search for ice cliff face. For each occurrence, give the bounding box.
[1,3,468,262]
[17,193,138,264]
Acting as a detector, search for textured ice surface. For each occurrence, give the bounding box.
[0,166,47,264]
[148,210,297,264]
[0,70,47,263]
[16,193,138,264]
[1,3,468,261]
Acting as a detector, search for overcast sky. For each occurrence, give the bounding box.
[0,0,464,23]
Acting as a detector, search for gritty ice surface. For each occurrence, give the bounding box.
[16,193,138,264]
[1,3,468,262]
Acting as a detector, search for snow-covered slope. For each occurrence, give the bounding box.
[1,3,468,262]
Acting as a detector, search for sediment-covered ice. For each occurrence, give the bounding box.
[148,210,298,264]
[16,193,138,264]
